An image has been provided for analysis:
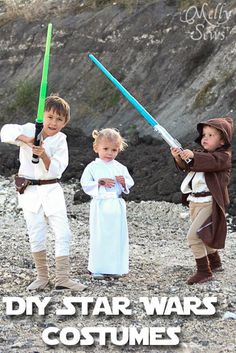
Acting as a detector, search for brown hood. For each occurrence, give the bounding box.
[195,116,234,147]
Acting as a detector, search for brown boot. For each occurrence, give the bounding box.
[55,256,87,291]
[208,251,223,272]
[187,256,213,285]
[27,250,49,291]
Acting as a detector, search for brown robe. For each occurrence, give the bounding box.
[189,149,231,248]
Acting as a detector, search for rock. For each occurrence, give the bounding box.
[73,189,91,204]
[0,0,235,213]
[223,311,236,320]
[179,211,189,220]
[1,175,235,351]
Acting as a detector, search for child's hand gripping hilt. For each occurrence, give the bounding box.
[32,121,43,164]
[153,124,192,164]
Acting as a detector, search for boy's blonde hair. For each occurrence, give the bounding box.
[92,128,128,151]
[45,95,70,124]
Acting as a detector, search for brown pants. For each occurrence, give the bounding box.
[187,201,216,259]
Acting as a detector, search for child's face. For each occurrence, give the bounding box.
[201,125,224,152]
[42,109,66,138]
[94,138,120,162]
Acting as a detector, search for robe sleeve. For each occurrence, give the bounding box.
[190,150,231,172]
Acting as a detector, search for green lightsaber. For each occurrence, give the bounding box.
[32,23,52,163]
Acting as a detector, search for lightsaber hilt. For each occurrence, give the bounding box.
[32,122,43,164]
[154,125,192,164]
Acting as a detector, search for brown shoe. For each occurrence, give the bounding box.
[187,256,213,285]
[208,251,223,272]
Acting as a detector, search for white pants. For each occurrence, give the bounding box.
[23,206,72,257]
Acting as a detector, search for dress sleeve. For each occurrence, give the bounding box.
[121,166,134,195]
[80,164,99,197]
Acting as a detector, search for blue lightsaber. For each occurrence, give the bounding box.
[89,54,191,163]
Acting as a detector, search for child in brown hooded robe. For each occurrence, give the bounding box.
[171,117,233,285]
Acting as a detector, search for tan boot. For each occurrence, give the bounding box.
[55,256,87,291]
[208,251,223,272]
[27,250,49,291]
[187,256,213,285]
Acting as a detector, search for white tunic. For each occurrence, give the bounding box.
[181,171,212,203]
[80,158,134,275]
[0,123,68,216]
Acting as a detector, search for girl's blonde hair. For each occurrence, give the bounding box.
[92,128,128,151]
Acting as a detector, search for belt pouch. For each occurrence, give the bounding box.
[14,176,31,194]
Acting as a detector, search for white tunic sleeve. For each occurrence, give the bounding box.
[46,135,68,178]
[0,123,34,146]
[1,123,68,179]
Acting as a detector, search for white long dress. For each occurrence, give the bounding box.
[80,158,134,275]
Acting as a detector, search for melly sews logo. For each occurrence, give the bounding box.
[180,2,232,41]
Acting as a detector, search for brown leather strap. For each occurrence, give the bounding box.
[28,178,59,185]
[191,191,211,197]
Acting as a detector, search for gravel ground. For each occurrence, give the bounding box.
[0,176,236,353]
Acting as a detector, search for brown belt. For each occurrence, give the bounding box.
[27,178,59,185]
[191,192,211,197]
[15,176,59,194]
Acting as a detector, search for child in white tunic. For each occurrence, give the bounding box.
[80,128,134,279]
[0,95,86,291]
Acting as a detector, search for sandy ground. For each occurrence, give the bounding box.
[0,178,236,353]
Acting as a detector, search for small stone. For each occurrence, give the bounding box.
[223,311,236,320]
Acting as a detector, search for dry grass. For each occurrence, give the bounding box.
[0,0,154,25]
[178,0,216,10]
[193,78,217,109]
[0,0,51,24]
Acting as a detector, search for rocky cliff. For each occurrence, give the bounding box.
[0,0,235,216]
